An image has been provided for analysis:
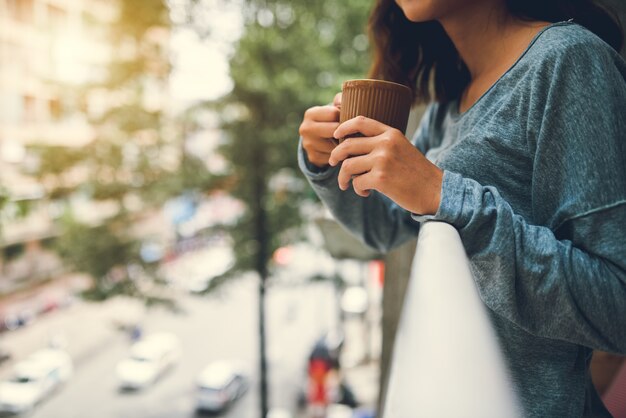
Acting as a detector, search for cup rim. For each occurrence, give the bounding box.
[342,78,412,94]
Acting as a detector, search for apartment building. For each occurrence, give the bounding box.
[0,0,115,287]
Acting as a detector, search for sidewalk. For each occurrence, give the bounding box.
[341,313,381,411]
[344,360,379,410]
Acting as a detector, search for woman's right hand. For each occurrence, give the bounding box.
[298,93,342,168]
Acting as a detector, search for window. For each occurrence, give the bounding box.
[49,99,62,121]
[23,95,36,123]
[6,0,35,24]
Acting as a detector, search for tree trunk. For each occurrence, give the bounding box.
[253,148,269,418]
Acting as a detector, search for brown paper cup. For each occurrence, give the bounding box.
[339,79,412,141]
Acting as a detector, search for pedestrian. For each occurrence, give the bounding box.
[298,1,626,416]
[130,323,143,342]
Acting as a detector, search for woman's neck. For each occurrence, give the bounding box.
[439,3,546,81]
[438,2,550,111]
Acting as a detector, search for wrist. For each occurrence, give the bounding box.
[421,166,443,216]
[428,167,443,215]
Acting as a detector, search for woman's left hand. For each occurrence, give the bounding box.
[329,116,444,216]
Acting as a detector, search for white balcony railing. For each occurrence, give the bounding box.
[382,221,521,418]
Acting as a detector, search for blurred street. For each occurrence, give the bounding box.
[0,274,340,418]
[0,2,384,416]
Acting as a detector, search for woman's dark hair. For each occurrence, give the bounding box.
[368,0,624,104]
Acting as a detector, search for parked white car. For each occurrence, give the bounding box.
[116,333,181,390]
[0,349,72,415]
[195,361,249,413]
[29,348,73,382]
[0,362,54,414]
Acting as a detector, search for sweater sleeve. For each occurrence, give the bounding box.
[298,104,437,253]
[413,37,626,353]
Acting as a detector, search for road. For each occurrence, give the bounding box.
[24,278,337,418]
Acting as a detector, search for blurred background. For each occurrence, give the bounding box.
[2,1,626,418]
[0,0,381,417]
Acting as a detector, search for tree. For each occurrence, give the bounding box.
[204,1,372,415]
[54,216,139,300]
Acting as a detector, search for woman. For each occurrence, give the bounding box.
[298,0,626,416]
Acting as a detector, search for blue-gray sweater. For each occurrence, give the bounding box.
[298,22,626,417]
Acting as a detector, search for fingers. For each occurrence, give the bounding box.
[299,100,342,168]
[304,105,339,123]
[317,138,337,153]
[328,136,378,166]
[333,116,390,139]
[301,134,335,154]
[300,120,339,139]
[351,172,377,197]
[337,155,372,191]
[333,93,342,108]
[306,150,332,167]
[299,121,339,151]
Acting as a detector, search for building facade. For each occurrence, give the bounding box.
[0,0,114,289]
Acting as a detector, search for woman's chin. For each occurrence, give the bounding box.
[395,0,455,23]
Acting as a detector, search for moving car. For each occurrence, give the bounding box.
[116,333,181,390]
[195,361,248,413]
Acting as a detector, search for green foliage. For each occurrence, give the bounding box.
[212,0,371,279]
[0,188,9,235]
[55,216,138,293]
[29,145,85,177]
[116,0,169,40]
